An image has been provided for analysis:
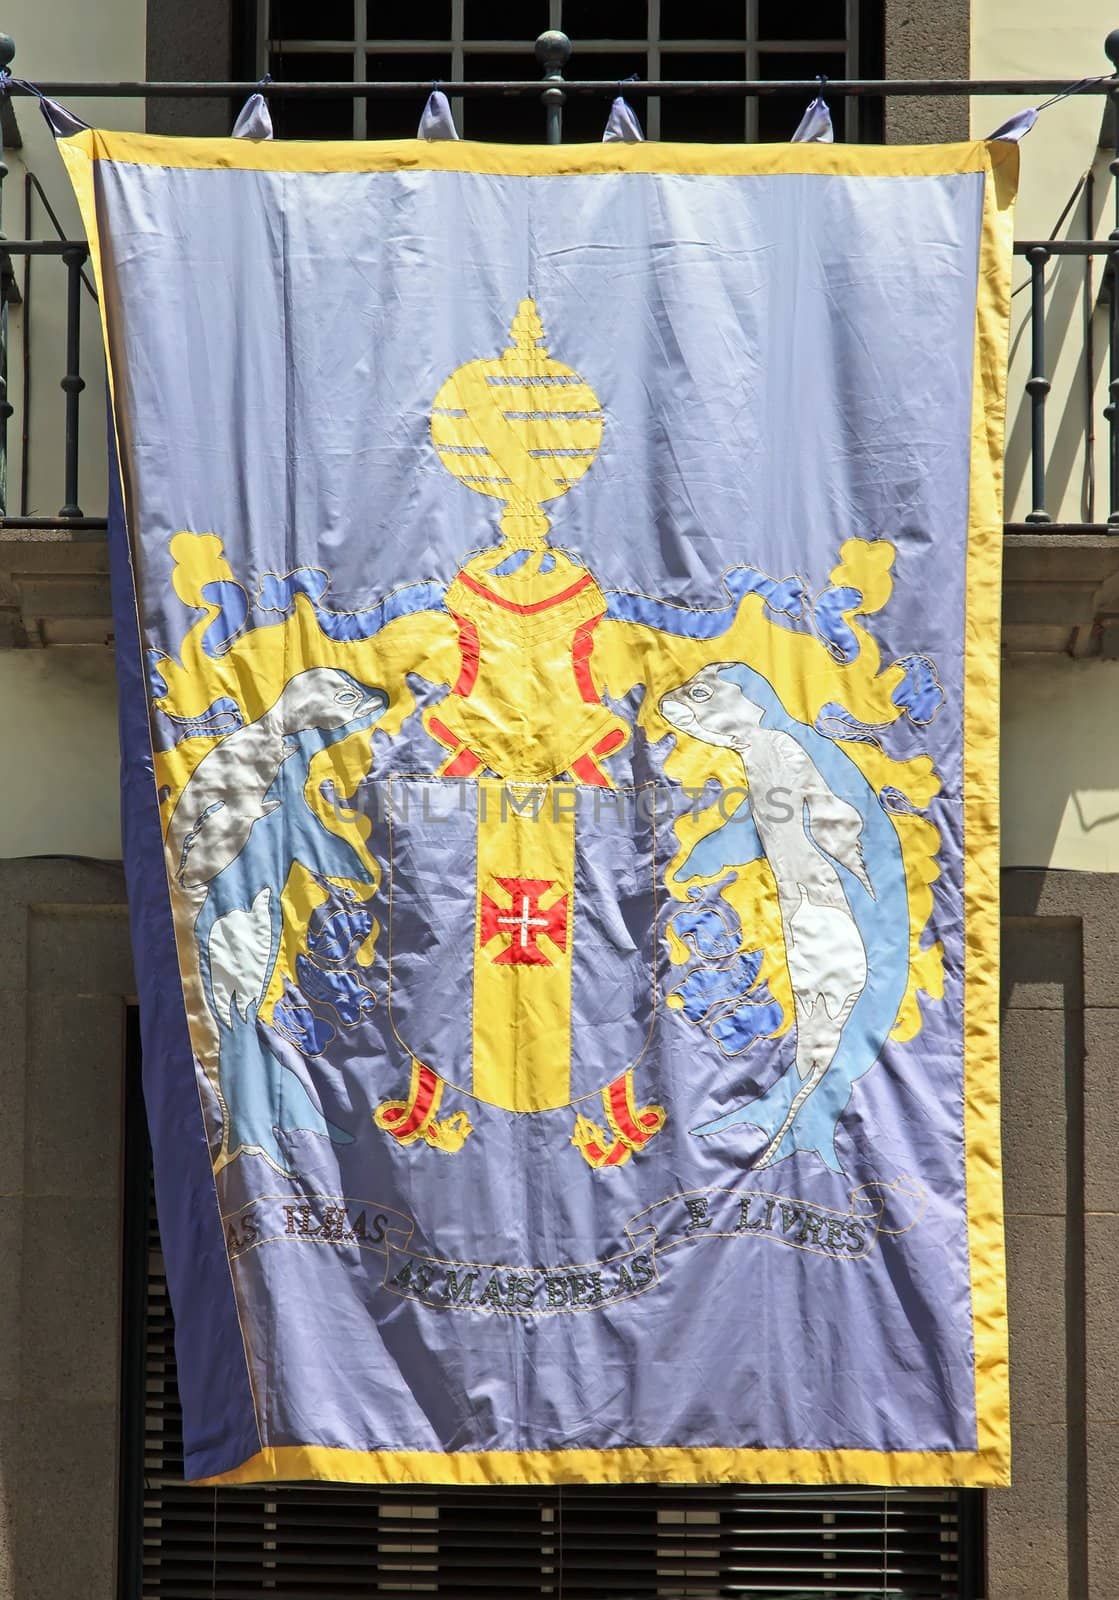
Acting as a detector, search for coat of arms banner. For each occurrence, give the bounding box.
[63,131,1014,1487]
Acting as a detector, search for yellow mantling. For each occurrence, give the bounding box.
[146,531,460,1089]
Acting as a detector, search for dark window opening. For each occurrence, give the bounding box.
[233,1,885,143]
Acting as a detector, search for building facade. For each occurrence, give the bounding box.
[0,2,1117,1595]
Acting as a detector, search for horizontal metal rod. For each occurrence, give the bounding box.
[1004,521,1119,534]
[0,517,1105,538]
[276,36,853,54]
[10,77,1118,99]
[2,239,1115,257]
[1013,239,1119,254]
[0,240,88,255]
[0,514,109,532]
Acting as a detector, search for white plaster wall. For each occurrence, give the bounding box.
[1002,656,1119,870]
[0,650,120,857]
[972,6,1116,526]
[0,6,139,864]
[969,7,1119,874]
[2,0,146,521]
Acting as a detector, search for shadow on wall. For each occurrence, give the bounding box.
[1001,656,1119,870]
[1003,142,1114,526]
[0,649,121,859]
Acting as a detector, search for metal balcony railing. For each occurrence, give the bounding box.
[2,28,1119,538]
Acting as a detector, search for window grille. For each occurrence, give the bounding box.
[253,1,880,143]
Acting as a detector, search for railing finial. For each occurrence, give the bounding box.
[536,30,571,146]
[0,35,14,72]
[535,30,572,75]
[1107,29,1119,70]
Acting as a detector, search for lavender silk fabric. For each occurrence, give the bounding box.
[81,145,998,1482]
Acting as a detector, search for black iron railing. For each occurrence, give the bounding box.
[2,27,1119,537]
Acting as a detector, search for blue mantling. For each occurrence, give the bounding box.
[198,570,446,658]
[606,567,806,638]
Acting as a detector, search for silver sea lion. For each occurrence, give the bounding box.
[166,667,386,891]
[660,663,873,1168]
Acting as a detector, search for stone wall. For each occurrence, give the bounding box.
[991,872,1119,1599]
[0,860,132,1600]
[2,858,1118,1595]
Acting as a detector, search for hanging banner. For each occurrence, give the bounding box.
[63,132,1014,1488]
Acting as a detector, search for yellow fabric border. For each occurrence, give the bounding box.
[959,143,1016,1485]
[199,1441,1008,1489]
[60,126,1001,179]
[60,127,1015,1490]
